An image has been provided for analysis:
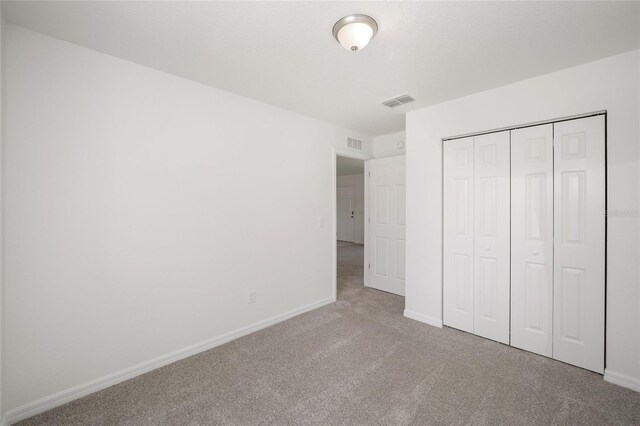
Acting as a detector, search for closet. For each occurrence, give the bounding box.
[443,115,605,374]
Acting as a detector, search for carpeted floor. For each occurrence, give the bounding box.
[19,243,640,425]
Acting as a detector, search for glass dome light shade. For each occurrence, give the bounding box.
[332,15,378,52]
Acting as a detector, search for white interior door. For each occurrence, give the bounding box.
[473,131,511,344]
[553,115,605,373]
[443,137,475,333]
[337,186,355,242]
[511,124,554,356]
[368,156,406,296]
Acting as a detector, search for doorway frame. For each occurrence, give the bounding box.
[332,148,372,301]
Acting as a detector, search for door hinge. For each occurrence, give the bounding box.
[368,263,371,269]
[368,171,371,177]
[368,217,371,223]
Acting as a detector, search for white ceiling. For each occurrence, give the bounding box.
[3,1,640,136]
[337,156,365,176]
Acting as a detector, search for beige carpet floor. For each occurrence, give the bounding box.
[19,243,640,425]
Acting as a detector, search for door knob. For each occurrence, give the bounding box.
[485,246,491,251]
[532,249,539,256]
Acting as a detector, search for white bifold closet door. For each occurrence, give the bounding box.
[444,132,510,343]
[553,116,605,373]
[473,132,510,344]
[511,124,554,357]
[443,137,475,333]
[445,115,604,373]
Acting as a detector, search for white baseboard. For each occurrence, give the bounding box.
[403,309,443,328]
[604,369,640,393]
[3,296,336,425]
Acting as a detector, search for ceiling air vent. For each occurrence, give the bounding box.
[346,137,363,150]
[380,93,415,108]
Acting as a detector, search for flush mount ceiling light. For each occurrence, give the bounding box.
[332,14,378,52]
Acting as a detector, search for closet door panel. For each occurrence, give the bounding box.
[443,137,474,332]
[511,124,554,357]
[473,131,510,344]
[553,116,605,373]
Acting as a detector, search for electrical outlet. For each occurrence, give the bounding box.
[248,291,256,304]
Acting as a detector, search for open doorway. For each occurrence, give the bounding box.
[332,151,407,301]
[335,154,366,300]
[336,156,365,244]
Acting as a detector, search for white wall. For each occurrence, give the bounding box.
[336,174,364,244]
[2,24,372,416]
[373,130,406,158]
[405,50,640,389]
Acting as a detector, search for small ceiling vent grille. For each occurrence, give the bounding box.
[346,137,363,150]
[380,94,415,108]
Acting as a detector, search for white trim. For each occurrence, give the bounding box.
[2,297,335,425]
[442,110,606,141]
[334,147,372,161]
[363,160,370,286]
[332,149,338,301]
[404,309,443,328]
[604,369,640,393]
